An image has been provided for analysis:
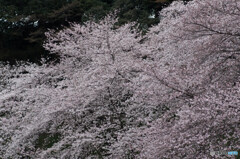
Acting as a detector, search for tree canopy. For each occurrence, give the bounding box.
[0,0,239,158]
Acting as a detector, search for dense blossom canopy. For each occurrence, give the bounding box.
[0,0,239,158]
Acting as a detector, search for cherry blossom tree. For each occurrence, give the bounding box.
[0,0,239,158]
[0,14,145,158]
[134,0,240,158]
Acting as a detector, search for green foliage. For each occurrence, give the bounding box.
[78,0,111,22]
[113,0,160,28]
[0,0,172,32]
[0,0,179,62]
[34,132,61,150]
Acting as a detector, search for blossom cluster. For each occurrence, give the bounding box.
[0,0,239,158]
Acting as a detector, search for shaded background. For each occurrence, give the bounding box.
[0,0,190,63]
